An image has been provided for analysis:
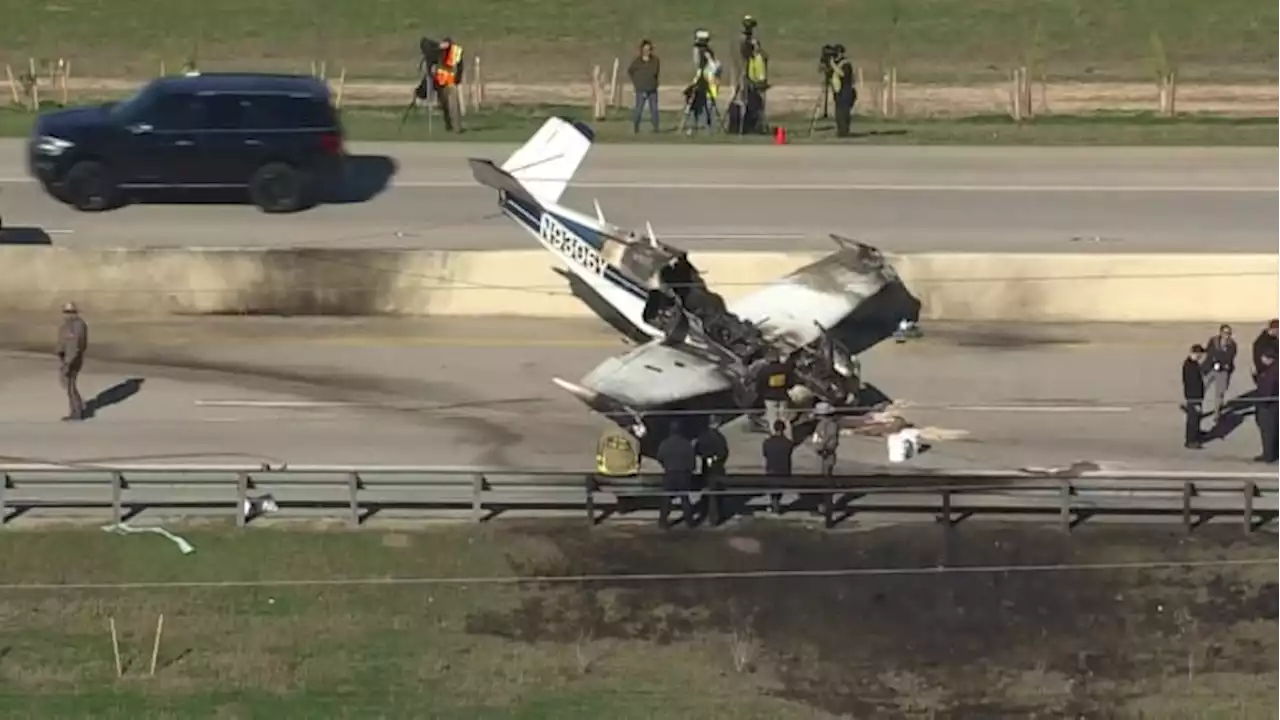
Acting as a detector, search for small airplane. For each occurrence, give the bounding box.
[469,116,922,453]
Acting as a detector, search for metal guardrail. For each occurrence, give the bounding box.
[0,464,1276,532]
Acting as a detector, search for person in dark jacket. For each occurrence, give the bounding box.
[1203,324,1237,421]
[1253,352,1278,463]
[1182,344,1206,449]
[628,40,661,133]
[56,301,89,421]
[694,416,729,523]
[655,421,697,527]
[1252,319,1278,380]
[762,420,796,514]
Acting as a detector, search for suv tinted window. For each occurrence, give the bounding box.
[149,92,201,131]
[190,92,334,131]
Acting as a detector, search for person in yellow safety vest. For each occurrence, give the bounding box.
[596,424,641,476]
[685,31,720,134]
[431,37,465,132]
[741,38,769,133]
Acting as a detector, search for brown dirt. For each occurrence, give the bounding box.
[465,522,1278,718]
[31,76,1280,116]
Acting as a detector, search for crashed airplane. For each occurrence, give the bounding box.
[469,117,922,453]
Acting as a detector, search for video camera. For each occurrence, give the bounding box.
[818,43,845,75]
[742,15,758,36]
[693,29,711,49]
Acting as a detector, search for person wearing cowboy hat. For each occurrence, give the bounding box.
[56,301,89,421]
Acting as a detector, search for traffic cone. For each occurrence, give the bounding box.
[773,126,787,144]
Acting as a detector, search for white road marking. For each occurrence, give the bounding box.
[196,400,364,409]
[0,176,1271,193]
[950,405,1133,413]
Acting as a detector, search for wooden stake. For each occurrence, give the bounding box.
[109,616,123,678]
[28,58,40,112]
[474,56,484,107]
[1020,65,1033,119]
[608,57,619,108]
[879,69,890,118]
[1011,68,1022,121]
[334,66,346,108]
[1167,70,1177,117]
[310,60,317,78]
[5,65,20,106]
[319,61,327,81]
[889,67,898,117]
[149,614,165,677]
[591,65,604,120]
[59,58,68,105]
[160,60,166,77]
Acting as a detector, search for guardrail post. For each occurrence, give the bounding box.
[584,474,596,526]
[938,489,952,528]
[1243,480,1256,535]
[236,473,249,527]
[347,472,361,528]
[471,473,485,523]
[111,472,125,525]
[0,473,8,526]
[1058,480,1074,532]
[1181,481,1195,533]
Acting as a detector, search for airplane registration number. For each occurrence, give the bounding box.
[540,214,607,276]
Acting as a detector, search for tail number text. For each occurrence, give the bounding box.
[540,214,607,276]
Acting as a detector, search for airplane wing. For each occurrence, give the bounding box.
[726,236,912,349]
[566,338,732,409]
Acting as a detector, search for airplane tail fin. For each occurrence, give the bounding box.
[498,116,595,205]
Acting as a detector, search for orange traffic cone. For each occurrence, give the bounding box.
[773,126,788,144]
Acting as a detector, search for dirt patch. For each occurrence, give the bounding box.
[465,523,1278,717]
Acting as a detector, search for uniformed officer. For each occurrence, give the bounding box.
[655,421,698,528]
[694,414,730,524]
[1182,344,1206,449]
[56,301,89,421]
[1253,351,1278,464]
[755,349,795,437]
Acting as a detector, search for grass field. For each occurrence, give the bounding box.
[0,521,1275,718]
[5,0,1277,84]
[3,102,1276,146]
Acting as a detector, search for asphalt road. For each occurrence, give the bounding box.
[0,317,1270,473]
[1,142,1275,252]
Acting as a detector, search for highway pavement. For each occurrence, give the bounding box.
[1,142,1275,252]
[0,318,1270,472]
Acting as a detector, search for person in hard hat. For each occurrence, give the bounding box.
[596,423,640,477]
[56,301,89,421]
[811,402,841,478]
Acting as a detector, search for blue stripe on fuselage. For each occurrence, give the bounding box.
[500,195,649,301]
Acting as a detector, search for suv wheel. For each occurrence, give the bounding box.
[63,161,118,212]
[248,162,307,213]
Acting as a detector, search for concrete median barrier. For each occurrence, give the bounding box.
[0,247,1273,322]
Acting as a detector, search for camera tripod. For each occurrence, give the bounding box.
[805,77,836,138]
[399,74,436,134]
[719,66,769,136]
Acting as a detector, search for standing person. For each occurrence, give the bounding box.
[1182,344,1206,449]
[1252,319,1278,380]
[1254,352,1278,464]
[628,40,661,134]
[430,37,465,132]
[830,45,857,137]
[655,421,697,528]
[1203,324,1237,421]
[755,349,795,438]
[56,301,89,421]
[811,402,841,477]
[694,415,729,524]
[762,420,795,514]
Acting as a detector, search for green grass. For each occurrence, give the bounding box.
[0,522,1274,718]
[5,101,1276,145]
[4,0,1277,83]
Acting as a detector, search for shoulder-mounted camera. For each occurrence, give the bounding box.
[742,15,758,35]
[693,29,711,48]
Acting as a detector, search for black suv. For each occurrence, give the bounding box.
[28,72,346,213]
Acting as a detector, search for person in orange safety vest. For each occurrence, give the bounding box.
[430,37,465,132]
